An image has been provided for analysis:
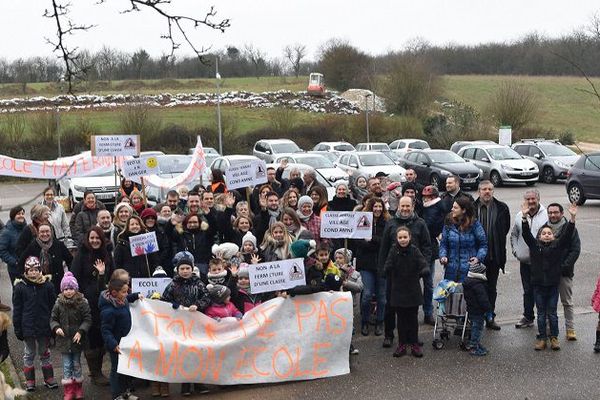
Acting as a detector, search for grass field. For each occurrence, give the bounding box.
[2,75,600,144]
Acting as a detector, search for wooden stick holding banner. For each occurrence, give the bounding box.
[141,176,147,207]
[114,156,119,204]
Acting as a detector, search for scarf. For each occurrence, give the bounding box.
[286,223,299,235]
[296,209,312,222]
[547,216,567,235]
[467,271,487,281]
[101,289,125,307]
[394,211,415,221]
[268,209,280,226]
[35,237,54,274]
[207,270,227,285]
[423,197,442,208]
[24,273,47,285]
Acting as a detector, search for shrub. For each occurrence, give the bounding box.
[119,103,162,138]
[486,81,539,132]
[29,111,60,145]
[268,107,297,134]
[559,130,576,145]
[60,116,98,155]
[0,112,27,144]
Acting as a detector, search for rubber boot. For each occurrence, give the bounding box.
[160,382,170,397]
[594,331,600,353]
[42,364,59,389]
[74,377,84,399]
[24,366,36,392]
[151,381,161,397]
[85,348,109,386]
[62,378,75,400]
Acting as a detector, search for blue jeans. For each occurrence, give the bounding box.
[533,285,559,339]
[520,263,535,321]
[360,270,386,325]
[109,350,129,398]
[422,260,436,317]
[469,314,484,348]
[23,337,51,368]
[62,351,83,380]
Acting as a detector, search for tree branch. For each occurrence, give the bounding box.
[551,50,600,105]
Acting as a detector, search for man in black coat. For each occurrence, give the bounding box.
[473,180,510,330]
[440,175,474,213]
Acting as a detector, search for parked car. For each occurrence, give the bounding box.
[450,140,496,154]
[399,149,481,189]
[458,144,538,186]
[335,151,406,182]
[253,139,302,162]
[273,153,349,184]
[389,139,430,156]
[355,142,390,152]
[512,139,579,183]
[379,150,403,164]
[58,170,120,210]
[267,162,336,200]
[146,155,193,205]
[565,152,600,205]
[312,141,356,155]
[202,155,261,185]
[307,151,339,163]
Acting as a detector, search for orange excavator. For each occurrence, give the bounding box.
[307,72,325,96]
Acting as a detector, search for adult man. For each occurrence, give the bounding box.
[153,190,181,213]
[403,168,424,194]
[302,168,323,195]
[510,189,548,328]
[186,191,202,215]
[379,196,432,347]
[473,180,511,331]
[546,203,581,340]
[201,191,215,211]
[253,191,281,244]
[251,166,284,211]
[440,175,474,212]
[367,177,384,198]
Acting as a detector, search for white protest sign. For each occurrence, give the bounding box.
[499,126,512,146]
[248,258,306,294]
[92,135,141,157]
[131,277,172,298]
[118,292,353,384]
[320,211,373,240]
[122,156,159,183]
[225,160,268,190]
[129,231,159,257]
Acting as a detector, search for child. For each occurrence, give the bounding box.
[12,256,58,391]
[592,272,600,353]
[383,227,429,358]
[161,255,211,397]
[99,278,142,400]
[204,258,237,293]
[463,263,492,356]
[334,248,363,355]
[315,243,341,278]
[50,272,92,399]
[521,203,577,351]
[288,240,330,296]
[231,264,276,315]
[177,185,188,211]
[231,232,258,266]
[204,284,243,320]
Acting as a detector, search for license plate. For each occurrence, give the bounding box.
[96,193,115,199]
[463,178,476,183]
[520,171,532,176]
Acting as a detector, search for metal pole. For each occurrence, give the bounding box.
[365,94,370,143]
[56,109,61,157]
[216,57,223,155]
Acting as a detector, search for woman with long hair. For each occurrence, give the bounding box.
[112,202,133,244]
[113,216,159,278]
[167,212,217,277]
[281,188,300,211]
[0,206,27,286]
[309,186,328,217]
[281,207,307,240]
[259,222,293,262]
[15,204,52,258]
[41,186,71,245]
[129,191,146,215]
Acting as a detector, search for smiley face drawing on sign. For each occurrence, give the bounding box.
[146,157,158,169]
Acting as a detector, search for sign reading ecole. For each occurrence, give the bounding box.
[91,135,141,157]
[320,211,373,240]
[131,278,172,298]
[129,232,159,257]
[225,160,268,190]
[248,258,306,294]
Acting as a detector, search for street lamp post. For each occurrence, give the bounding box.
[216,57,223,155]
[365,93,372,143]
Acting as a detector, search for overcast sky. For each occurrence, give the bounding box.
[3,0,599,61]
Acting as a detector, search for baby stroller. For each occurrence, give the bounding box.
[432,279,469,350]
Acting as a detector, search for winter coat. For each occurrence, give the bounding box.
[289,264,327,296]
[162,275,211,311]
[69,200,106,236]
[510,205,548,264]
[439,220,487,283]
[551,217,581,278]
[378,213,432,275]
[463,274,492,316]
[44,201,71,242]
[148,224,173,275]
[474,197,511,269]
[204,302,242,319]
[50,292,92,353]
[300,213,322,243]
[167,211,217,265]
[0,220,26,276]
[421,198,447,262]
[113,233,160,278]
[339,265,363,294]
[440,190,474,213]
[232,289,274,315]
[354,215,386,272]
[592,274,600,313]
[73,205,103,246]
[99,290,139,352]
[522,219,575,287]
[12,275,56,340]
[18,239,73,295]
[327,196,357,212]
[384,244,429,308]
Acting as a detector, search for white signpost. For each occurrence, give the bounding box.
[129,231,159,257]
[225,160,268,190]
[499,126,512,146]
[320,211,373,240]
[122,156,159,184]
[91,135,141,157]
[248,258,306,294]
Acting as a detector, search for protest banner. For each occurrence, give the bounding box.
[320,211,373,240]
[129,231,159,257]
[248,258,306,294]
[118,292,353,384]
[91,135,141,157]
[131,277,173,298]
[225,160,268,190]
[122,156,160,184]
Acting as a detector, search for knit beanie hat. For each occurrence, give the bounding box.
[60,271,79,291]
[115,202,133,216]
[152,266,168,277]
[241,232,257,250]
[297,196,314,209]
[172,251,194,267]
[176,256,195,270]
[206,284,231,304]
[211,243,239,260]
[297,229,314,241]
[334,248,353,263]
[401,182,417,195]
[290,239,316,259]
[24,256,41,272]
[140,207,158,221]
[469,262,486,274]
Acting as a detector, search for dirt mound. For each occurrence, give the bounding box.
[340,89,386,112]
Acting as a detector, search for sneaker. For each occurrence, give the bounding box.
[181,383,192,396]
[566,329,577,341]
[393,344,407,357]
[550,336,561,351]
[374,323,384,336]
[361,323,369,336]
[194,384,210,394]
[486,319,501,331]
[535,339,547,351]
[382,337,393,348]
[410,344,423,358]
[515,317,534,329]
[349,344,359,355]
[423,315,435,326]
[469,345,488,356]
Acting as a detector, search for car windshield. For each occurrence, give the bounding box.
[333,144,355,151]
[409,141,430,149]
[487,147,522,160]
[538,143,576,157]
[381,151,400,162]
[158,156,192,174]
[205,154,219,166]
[428,151,465,164]
[295,156,334,168]
[369,144,390,151]
[272,142,301,153]
[359,153,395,166]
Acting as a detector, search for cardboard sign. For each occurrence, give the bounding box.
[118,292,353,384]
[91,135,141,157]
[122,156,159,183]
[499,126,512,146]
[248,258,306,294]
[131,277,172,298]
[225,160,268,190]
[320,211,373,239]
[129,231,159,256]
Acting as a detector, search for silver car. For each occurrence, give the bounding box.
[252,139,302,163]
[512,139,579,183]
[273,153,349,184]
[335,151,406,182]
[458,144,538,186]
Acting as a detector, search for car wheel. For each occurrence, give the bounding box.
[490,171,502,187]
[430,173,441,188]
[567,183,586,205]
[541,166,556,184]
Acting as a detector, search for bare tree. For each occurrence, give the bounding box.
[131,49,151,80]
[486,81,539,131]
[244,44,267,79]
[283,43,307,77]
[97,46,118,83]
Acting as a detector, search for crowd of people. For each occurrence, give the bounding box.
[0,162,597,400]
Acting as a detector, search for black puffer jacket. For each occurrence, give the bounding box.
[354,215,386,272]
[327,196,357,212]
[12,275,56,340]
[114,232,160,278]
[384,244,429,308]
[167,211,217,265]
[72,205,104,246]
[463,275,492,316]
[161,275,211,311]
[50,292,92,353]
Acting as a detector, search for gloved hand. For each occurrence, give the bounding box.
[172,302,180,310]
[484,311,494,322]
